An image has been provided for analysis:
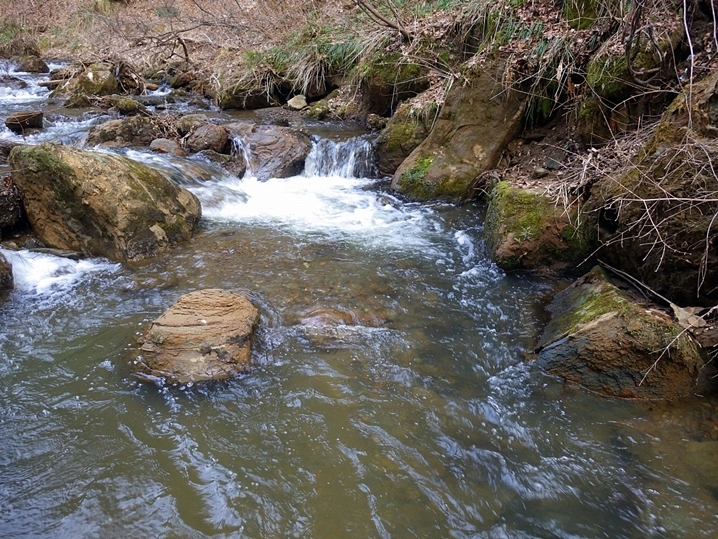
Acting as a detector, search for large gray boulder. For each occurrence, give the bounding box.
[225,122,312,180]
[136,289,259,385]
[8,144,201,263]
[537,267,705,399]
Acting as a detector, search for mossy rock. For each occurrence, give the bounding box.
[391,66,525,202]
[375,103,432,176]
[577,97,612,147]
[305,99,330,120]
[562,0,599,30]
[359,53,428,116]
[538,266,705,399]
[85,116,162,148]
[64,93,93,109]
[59,63,120,96]
[485,182,591,272]
[114,97,146,116]
[175,114,208,136]
[585,70,718,306]
[586,20,683,103]
[217,86,278,110]
[8,143,201,263]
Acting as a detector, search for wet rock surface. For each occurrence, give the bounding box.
[225,122,312,179]
[537,267,705,399]
[0,175,23,230]
[0,251,13,291]
[485,182,590,273]
[136,289,259,385]
[8,143,201,263]
[85,116,162,148]
[5,110,43,134]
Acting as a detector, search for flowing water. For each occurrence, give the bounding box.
[1,63,717,539]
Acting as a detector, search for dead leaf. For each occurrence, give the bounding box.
[670,303,707,329]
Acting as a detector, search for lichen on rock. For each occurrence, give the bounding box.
[391,66,525,201]
[8,143,201,263]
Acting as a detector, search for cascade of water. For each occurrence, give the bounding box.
[229,134,253,177]
[0,248,118,295]
[303,136,376,179]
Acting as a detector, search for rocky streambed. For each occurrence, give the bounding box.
[1,61,718,537]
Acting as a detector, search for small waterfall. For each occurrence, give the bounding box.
[303,136,376,179]
[0,248,118,295]
[230,134,253,176]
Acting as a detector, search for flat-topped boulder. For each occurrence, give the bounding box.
[136,289,260,385]
[85,116,162,148]
[8,144,201,262]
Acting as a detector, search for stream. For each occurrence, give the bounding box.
[1,65,717,538]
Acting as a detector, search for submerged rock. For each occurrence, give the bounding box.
[537,267,705,399]
[224,122,312,180]
[8,144,201,263]
[484,182,591,272]
[0,75,28,90]
[391,67,525,201]
[136,289,259,385]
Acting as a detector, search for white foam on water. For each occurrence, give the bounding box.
[0,117,100,145]
[123,139,439,252]
[194,174,435,250]
[1,249,119,296]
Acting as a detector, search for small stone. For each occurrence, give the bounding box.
[545,157,562,170]
[287,95,308,110]
[532,167,550,179]
[149,138,187,157]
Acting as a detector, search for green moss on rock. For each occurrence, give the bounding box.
[485,181,591,272]
[563,0,598,30]
[537,266,704,399]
